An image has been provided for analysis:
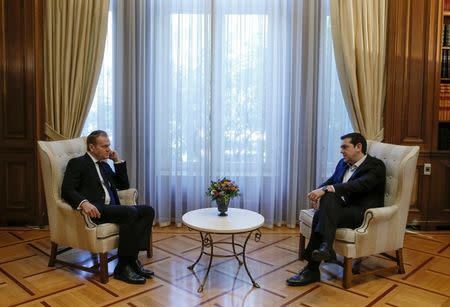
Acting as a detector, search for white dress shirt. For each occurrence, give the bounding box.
[342,154,367,183]
[77,152,113,209]
[327,154,368,193]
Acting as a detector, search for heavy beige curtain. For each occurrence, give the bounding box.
[330,0,387,141]
[44,0,109,140]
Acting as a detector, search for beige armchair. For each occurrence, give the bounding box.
[298,141,419,288]
[38,137,152,283]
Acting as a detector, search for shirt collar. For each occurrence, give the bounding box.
[87,151,100,163]
[347,154,367,170]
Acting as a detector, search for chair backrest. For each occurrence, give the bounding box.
[366,141,419,231]
[37,137,87,227]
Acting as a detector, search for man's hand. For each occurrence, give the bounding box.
[109,150,121,163]
[80,202,101,218]
[307,188,326,203]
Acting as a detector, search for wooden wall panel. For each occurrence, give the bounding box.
[385,0,450,229]
[0,154,36,225]
[0,0,44,225]
[1,0,36,146]
[2,1,26,139]
[4,158,32,210]
[428,155,450,227]
[406,163,428,225]
[385,0,439,149]
[405,0,426,142]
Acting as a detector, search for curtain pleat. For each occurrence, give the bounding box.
[44,0,110,139]
[330,0,387,141]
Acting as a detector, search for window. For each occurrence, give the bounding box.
[81,11,114,142]
[81,0,356,224]
[83,0,351,180]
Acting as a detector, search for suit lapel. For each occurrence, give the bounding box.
[348,155,371,181]
[82,153,103,187]
[336,160,348,183]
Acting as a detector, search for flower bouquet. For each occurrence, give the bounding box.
[206,177,240,216]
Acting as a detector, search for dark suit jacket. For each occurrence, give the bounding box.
[319,154,386,212]
[61,153,130,209]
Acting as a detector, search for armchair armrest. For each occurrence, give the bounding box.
[56,189,138,229]
[80,211,97,228]
[55,199,97,229]
[117,188,138,205]
[356,205,398,234]
[80,187,138,228]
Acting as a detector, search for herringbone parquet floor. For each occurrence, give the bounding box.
[0,226,449,306]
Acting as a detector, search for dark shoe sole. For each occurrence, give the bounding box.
[137,272,154,279]
[113,273,146,284]
[286,278,320,286]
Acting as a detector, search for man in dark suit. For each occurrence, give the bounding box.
[62,130,155,284]
[287,132,386,286]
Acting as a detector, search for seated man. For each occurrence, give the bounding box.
[62,130,155,284]
[287,132,386,286]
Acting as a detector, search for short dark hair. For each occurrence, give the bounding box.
[86,130,108,151]
[340,132,367,154]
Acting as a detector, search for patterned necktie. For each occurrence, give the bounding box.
[97,161,119,205]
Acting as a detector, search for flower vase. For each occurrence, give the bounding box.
[216,198,230,216]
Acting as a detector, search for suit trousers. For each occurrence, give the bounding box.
[92,204,155,258]
[304,193,364,263]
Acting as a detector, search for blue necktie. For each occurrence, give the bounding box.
[97,161,119,205]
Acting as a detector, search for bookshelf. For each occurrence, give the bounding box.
[440,1,450,150]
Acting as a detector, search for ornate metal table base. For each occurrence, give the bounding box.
[187,229,262,293]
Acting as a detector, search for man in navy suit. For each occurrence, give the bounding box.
[62,130,155,284]
[287,132,386,286]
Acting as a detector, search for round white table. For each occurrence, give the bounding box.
[182,207,264,292]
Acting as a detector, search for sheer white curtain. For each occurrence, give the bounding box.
[109,0,319,227]
[83,0,351,227]
[315,0,352,184]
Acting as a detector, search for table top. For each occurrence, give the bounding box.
[182,208,265,234]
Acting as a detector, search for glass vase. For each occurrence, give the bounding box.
[216,198,230,216]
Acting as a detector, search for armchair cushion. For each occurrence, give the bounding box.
[299,208,356,243]
[336,228,356,243]
[96,223,119,239]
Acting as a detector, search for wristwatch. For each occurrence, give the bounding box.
[321,186,328,193]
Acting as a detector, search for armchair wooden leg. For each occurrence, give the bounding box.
[396,248,405,274]
[48,242,57,267]
[299,233,306,260]
[147,231,153,258]
[343,257,353,289]
[99,252,109,284]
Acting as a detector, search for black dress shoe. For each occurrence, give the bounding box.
[286,268,320,286]
[113,264,146,284]
[131,259,154,279]
[312,242,332,262]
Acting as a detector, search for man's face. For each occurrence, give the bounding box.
[340,138,361,164]
[89,135,111,160]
